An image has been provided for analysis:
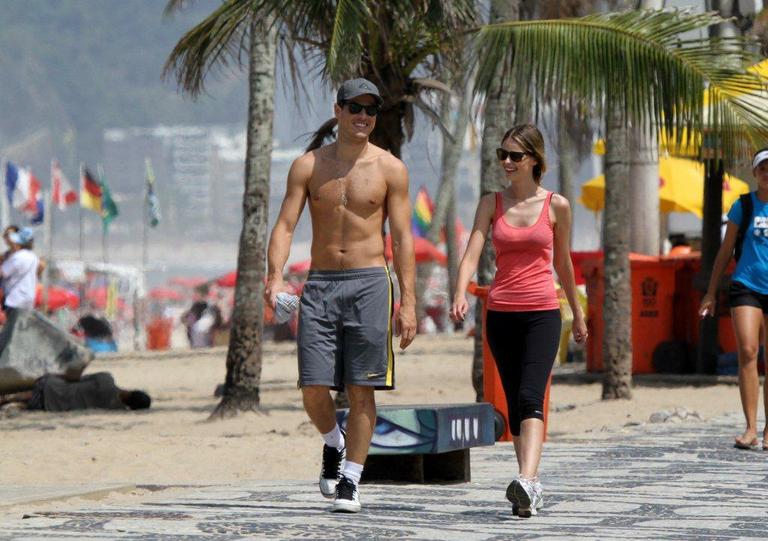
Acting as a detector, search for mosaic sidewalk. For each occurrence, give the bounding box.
[3,413,767,540]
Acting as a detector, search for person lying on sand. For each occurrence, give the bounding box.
[0,372,150,412]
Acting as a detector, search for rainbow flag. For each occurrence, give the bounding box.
[412,187,434,238]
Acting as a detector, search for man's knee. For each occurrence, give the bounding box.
[301,385,331,406]
[346,385,376,412]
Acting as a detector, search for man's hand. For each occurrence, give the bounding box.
[264,276,285,310]
[395,304,416,349]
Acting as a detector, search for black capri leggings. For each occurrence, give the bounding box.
[485,309,562,437]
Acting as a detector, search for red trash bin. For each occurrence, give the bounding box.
[581,254,677,374]
[147,317,172,350]
[468,283,551,442]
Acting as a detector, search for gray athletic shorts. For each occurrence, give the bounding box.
[297,267,395,391]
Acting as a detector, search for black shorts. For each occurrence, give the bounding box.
[729,281,768,314]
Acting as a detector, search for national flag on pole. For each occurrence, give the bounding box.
[30,197,44,225]
[51,160,78,210]
[5,161,41,213]
[411,186,434,238]
[145,158,161,228]
[99,173,119,232]
[80,166,102,213]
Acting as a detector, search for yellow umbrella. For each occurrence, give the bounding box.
[591,59,768,158]
[579,156,750,218]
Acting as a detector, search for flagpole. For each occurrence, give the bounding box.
[97,164,107,264]
[79,163,84,263]
[0,157,8,229]
[142,161,149,272]
[42,183,53,313]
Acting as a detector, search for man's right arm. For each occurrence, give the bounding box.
[265,154,312,308]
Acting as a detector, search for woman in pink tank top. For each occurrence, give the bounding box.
[450,124,586,518]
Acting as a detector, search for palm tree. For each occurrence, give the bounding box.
[473,9,768,398]
[268,0,479,158]
[164,3,277,417]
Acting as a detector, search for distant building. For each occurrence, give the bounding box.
[103,125,246,241]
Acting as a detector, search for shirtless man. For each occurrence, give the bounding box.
[265,78,416,513]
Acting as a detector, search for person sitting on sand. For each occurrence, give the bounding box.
[0,372,151,412]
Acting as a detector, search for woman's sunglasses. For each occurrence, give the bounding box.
[496,148,528,162]
[342,101,380,117]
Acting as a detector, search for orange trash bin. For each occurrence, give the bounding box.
[468,283,551,442]
[581,253,677,374]
[147,317,172,350]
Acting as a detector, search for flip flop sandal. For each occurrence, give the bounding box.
[734,437,758,450]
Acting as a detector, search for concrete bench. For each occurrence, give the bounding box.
[336,403,495,483]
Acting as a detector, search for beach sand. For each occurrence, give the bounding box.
[0,333,751,514]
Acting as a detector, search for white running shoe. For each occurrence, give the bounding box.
[507,476,544,517]
[332,475,361,513]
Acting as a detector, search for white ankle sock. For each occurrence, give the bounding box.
[342,461,363,485]
[321,425,345,450]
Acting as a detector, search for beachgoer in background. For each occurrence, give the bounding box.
[0,372,150,412]
[181,285,223,348]
[73,313,118,353]
[450,124,587,517]
[265,78,416,513]
[700,148,768,451]
[0,228,41,334]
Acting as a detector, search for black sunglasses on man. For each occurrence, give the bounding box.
[341,100,380,117]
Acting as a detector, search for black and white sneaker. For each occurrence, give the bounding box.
[319,438,346,498]
[332,475,361,513]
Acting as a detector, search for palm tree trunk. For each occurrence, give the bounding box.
[422,75,473,333]
[210,17,276,419]
[628,1,662,257]
[557,107,577,244]
[697,0,739,374]
[601,100,633,400]
[446,194,460,331]
[475,0,520,402]
[698,158,724,373]
[629,124,660,255]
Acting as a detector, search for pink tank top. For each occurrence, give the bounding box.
[487,191,559,312]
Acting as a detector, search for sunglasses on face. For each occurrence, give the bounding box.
[496,148,528,162]
[342,101,380,117]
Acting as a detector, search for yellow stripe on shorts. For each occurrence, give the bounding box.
[384,266,394,387]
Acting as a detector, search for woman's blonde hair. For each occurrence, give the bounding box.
[501,124,547,183]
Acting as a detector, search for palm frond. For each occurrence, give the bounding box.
[474,9,768,161]
[326,0,370,76]
[163,0,255,97]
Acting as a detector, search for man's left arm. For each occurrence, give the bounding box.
[385,158,417,349]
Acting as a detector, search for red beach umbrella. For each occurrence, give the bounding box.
[288,259,312,274]
[384,235,447,265]
[35,285,80,311]
[215,271,237,288]
[149,287,184,301]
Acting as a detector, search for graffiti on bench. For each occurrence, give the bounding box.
[337,403,495,455]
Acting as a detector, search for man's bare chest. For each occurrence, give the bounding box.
[308,171,387,211]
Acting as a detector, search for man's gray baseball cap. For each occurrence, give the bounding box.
[336,78,383,106]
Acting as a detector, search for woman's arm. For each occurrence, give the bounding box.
[450,194,495,322]
[699,221,739,317]
[551,194,587,343]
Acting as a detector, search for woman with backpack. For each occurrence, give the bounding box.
[700,148,768,450]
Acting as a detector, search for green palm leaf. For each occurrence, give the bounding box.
[474,9,768,161]
[163,0,256,97]
[326,0,369,76]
